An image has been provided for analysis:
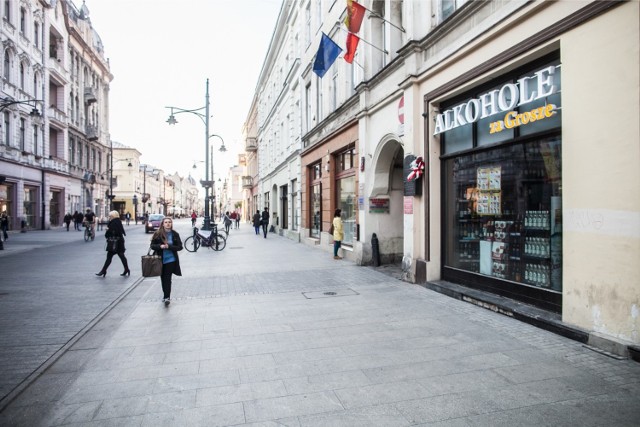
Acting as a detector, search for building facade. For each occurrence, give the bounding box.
[247,0,640,349]
[1,0,112,229]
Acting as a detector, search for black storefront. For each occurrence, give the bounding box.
[437,53,563,312]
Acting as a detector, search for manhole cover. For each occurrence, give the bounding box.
[302,289,359,299]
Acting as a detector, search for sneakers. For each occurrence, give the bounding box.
[334,256,342,260]
[162,298,170,306]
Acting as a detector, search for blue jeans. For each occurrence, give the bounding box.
[333,240,341,256]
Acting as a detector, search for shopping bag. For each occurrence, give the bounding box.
[141,248,162,277]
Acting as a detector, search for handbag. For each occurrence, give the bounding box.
[105,237,119,252]
[141,247,162,277]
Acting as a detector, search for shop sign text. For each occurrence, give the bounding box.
[433,65,559,135]
[489,103,556,134]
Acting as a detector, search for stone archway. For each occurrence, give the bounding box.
[368,136,404,264]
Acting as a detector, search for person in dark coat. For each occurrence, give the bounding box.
[252,210,261,235]
[73,210,83,231]
[150,217,183,306]
[261,207,270,238]
[96,210,130,277]
[63,213,72,231]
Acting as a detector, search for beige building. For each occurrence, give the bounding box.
[248,0,639,352]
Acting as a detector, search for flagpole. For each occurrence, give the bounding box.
[338,27,388,54]
[364,8,406,33]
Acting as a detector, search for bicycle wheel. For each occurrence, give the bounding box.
[184,236,200,252]
[84,228,90,242]
[211,234,226,251]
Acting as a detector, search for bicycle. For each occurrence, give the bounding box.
[83,222,95,242]
[184,225,226,252]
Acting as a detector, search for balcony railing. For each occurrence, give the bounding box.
[245,137,257,152]
[241,176,253,189]
[84,87,97,104]
[86,125,99,141]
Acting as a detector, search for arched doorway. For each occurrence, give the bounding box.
[368,137,404,264]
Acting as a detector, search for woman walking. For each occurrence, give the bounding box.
[150,217,183,306]
[332,209,344,260]
[252,210,261,235]
[96,211,130,277]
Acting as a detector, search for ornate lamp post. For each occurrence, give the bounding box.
[165,79,226,231]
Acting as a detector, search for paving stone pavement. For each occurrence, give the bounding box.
[0,223,639,426]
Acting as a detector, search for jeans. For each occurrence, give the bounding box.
[161,261,177,299]
[262,223,268,238]
[254,225,260,235]
[333,240,342,257]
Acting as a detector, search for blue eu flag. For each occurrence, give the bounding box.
[313,33,343,78]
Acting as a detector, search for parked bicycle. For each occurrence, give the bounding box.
[184,225,226,252]
[83,221,95,242]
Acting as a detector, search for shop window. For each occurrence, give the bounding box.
[444,136,562,292]
[337,176,356,245]
[24,186,37,228]
[310,184,321,238]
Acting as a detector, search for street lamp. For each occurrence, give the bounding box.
[108,140,132,211]
[140,164,149,218]
[0,97,43,116]
[165,79,225,231]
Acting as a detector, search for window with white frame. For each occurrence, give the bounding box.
[305,82,312,132]
[19,62,25,90]
[33,124,38,155]
[316,76,323,123]
[19,118,25,150]
[2,112,9,145]
[331,61,338,112]
[34,22,39,48]
[3,50,10,81]
[441,0,468,22]
[305,3,311,48]
[19,7,25,34]
[4,0,11,23]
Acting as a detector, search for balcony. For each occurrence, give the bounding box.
[86,125,99,141]
[245,137,257,152]
[241,176,253,189]
[84,87,97,104]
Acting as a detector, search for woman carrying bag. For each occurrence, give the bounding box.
[96,211,130,277]
[150,217,183,306]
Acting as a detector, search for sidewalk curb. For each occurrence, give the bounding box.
[0,275,146,413]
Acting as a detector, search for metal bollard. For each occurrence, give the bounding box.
[371,233,381,267]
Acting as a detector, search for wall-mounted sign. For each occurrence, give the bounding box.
[433,65,559,135]
[404,196,413,214]
[489,104,556,134]
[369,198,390,213]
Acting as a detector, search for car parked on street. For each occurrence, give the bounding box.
[145,214,164,233]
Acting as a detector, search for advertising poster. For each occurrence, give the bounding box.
[476,166,501,215]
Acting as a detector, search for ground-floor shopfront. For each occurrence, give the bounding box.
[418,1,639,345]
[301,123,359,259]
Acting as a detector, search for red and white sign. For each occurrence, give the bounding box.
[398,96,405,124]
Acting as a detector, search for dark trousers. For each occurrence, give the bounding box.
[254,225,260,235]
[100,251,129,272]
[161,261,177,299]
[65,222,70,231]
[333,240,342,256]
[262,223,268,238]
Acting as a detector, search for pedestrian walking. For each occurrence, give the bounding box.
[73,211,83,231]
[261,207,270,238]
[1,212,9,240]
[95,211,130,277]
[63,213,72,231]
[125,211,131,226]
[332,208,344,260]
[191,211,197,227]
[150,217,183,306]
[252,210,261,235]
[223,211,232,234]
[234,211,240,229]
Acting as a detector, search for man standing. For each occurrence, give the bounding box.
[261,207,270,238]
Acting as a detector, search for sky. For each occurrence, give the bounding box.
[81,0,283,184]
